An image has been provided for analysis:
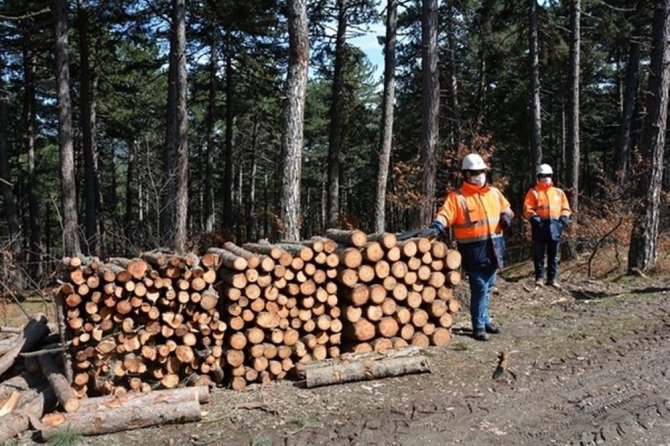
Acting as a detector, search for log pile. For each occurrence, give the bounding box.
[214,240,342,390]
[331,230,462,353]
[58,252,226,396]
[53,228,461,393]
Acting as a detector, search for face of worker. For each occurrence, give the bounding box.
[537,174,552,185]
[465,170,486,187]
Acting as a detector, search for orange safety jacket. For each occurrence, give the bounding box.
[436,181,514,270]
[522,182,571,221]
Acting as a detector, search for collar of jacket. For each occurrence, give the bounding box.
[534,181,553,191]
[460,181,490,194]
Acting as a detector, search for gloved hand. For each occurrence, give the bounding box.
[559,215,569,226]
[529,215,541,227]
[417,220,445,238]
[500,213,512,229]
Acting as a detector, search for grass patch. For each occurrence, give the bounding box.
[47,430,81,446]
[251,435,272,446]
[451,342,471,351]
[421,350,437,358]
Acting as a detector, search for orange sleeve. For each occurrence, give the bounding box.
[560,189,572,217]
[522,189,538,220]
[495,188,514,218]
[435,193,460,227]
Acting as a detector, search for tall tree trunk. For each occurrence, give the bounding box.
[124,139,134,237]
[22,35,41,277]
[327,0,348,227]
[628,0,670,273]
[566,0,580,215]
[419,0,439,225]
[374,0,397,233]
[280,0,309,241]
[52,0,81,256]
[222,32,235,231]
[77,3,101,256]
[0,74,21,258]
[204,29,217,234]
[446,3,460,150]
[614,2,643,180]
[162,0,188,252]
[247,115,259,241]
[173,0,188,253]
[162,6,178,247]
[529,0,542,173]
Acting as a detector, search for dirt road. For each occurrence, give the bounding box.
[11,273,670,445]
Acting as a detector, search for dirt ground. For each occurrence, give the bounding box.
[6,250,670,446]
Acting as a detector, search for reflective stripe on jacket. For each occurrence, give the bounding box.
[436,182,514,271]
[522,183,571,220]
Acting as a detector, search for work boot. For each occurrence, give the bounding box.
[535,278,544,287]
[547,280,562,289]
[485,323,502,334]
[473,329,490,341]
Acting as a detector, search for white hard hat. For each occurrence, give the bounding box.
[536,163,553,175]
[461,153,488,171]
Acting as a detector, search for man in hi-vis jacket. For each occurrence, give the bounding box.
[420,153,514,341]
[523,163,572,289]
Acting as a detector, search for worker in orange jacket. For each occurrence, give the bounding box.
[420,153,514,341]
[523,164,572,289]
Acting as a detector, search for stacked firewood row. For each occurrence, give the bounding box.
[56,229,461,393]
[212,239,342,390]
[328,229,462,353]
[58,251,226,396]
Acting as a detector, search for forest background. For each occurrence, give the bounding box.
[0,0,669,289]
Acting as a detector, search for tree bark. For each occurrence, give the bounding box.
[303,354,430,388]
[40,399,201,439]
[419,0,439,225]
[529,0,542,173]
[0,314,50,378]
[566,0,581,214]
[53,0,81,256]
[614,1,643,180]
[374,0,397,233]
[173,0,189,252]
[223,32,235,230]
[628,0,670,273]
[280,0,309,241]
[78,3,102,256]
[204,27,217,233]
[0,387,56,444]
[327,0,348,227]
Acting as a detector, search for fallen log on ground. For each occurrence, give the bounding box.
[302,353,430,388]
[0,386,56,443]
[40,398,202,439]
[37,353,80,413]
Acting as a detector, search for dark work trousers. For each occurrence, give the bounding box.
[533,236,560,281]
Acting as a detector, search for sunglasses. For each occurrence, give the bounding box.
[537,174,552,178]
[465,170,486,176]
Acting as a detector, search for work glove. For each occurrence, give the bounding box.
[529,215,541,227]
[559,215,569,226]
[500,213,512,229]
[417,220,445,238]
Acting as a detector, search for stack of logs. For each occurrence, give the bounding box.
[58,251,226,396]
[212,239,342,390]
[332,229,462,352]
[55,229,461,393]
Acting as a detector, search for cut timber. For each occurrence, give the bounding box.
[37,353,81,413]
[445,250,462,270]
[326,228,367,247]
[40,399,202,439]
[207,247,248,271]
[0,386,56,443]
[0,314,50,378]
[303,355,430,388]
[367,232,397,250]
